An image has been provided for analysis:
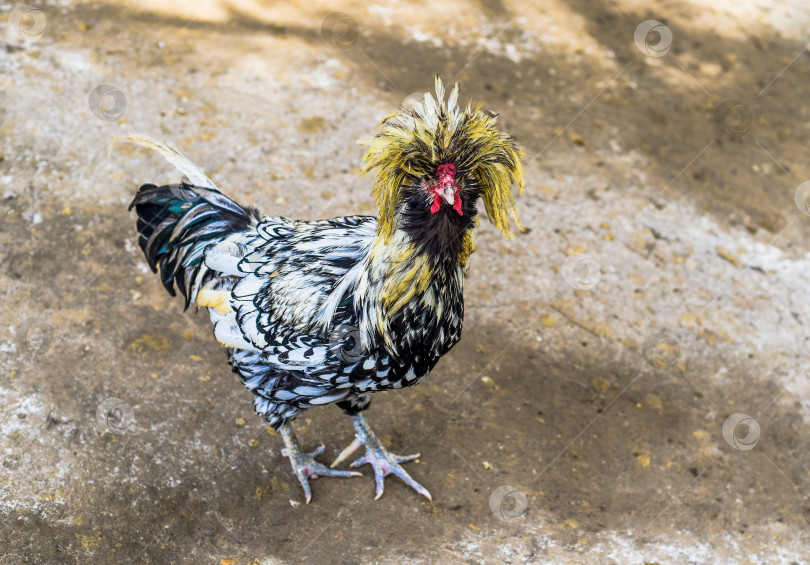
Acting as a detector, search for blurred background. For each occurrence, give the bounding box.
[1,0,809,563]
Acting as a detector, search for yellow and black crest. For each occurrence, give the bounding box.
[361,76,526,240]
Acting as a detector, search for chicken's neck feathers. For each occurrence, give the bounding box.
[355,226,467,354]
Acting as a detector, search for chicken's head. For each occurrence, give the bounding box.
[361,76,525,247]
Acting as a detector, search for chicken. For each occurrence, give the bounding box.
[128,77,525,503]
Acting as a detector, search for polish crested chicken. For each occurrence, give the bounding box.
[128,77,525,502]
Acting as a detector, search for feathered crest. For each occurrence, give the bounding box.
[361,76,525,240]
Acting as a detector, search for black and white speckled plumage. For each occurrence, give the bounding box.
[131,177,464,429]
[210,211,465,428]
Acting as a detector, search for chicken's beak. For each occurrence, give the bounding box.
[437,185,456,206]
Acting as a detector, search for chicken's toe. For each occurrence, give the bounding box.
[279,424,362,503]
[346,413,432,501]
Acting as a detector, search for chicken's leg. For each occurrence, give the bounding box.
[279,423,361,503]
[331,414,431,501]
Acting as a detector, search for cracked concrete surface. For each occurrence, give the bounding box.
[1,0,810,563]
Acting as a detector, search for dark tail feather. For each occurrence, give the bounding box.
[129,182,256,309]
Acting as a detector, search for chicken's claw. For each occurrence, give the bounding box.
[346,413,432,501]
[351,447,429,501]
[279,424,361,503]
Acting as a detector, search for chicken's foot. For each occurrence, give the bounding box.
[279,423,361,503]
[331,414,431,501]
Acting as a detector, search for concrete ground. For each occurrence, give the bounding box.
[1,0,810,563]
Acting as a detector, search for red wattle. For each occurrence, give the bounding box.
[453,196,463,215]
[430,193,442,214]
